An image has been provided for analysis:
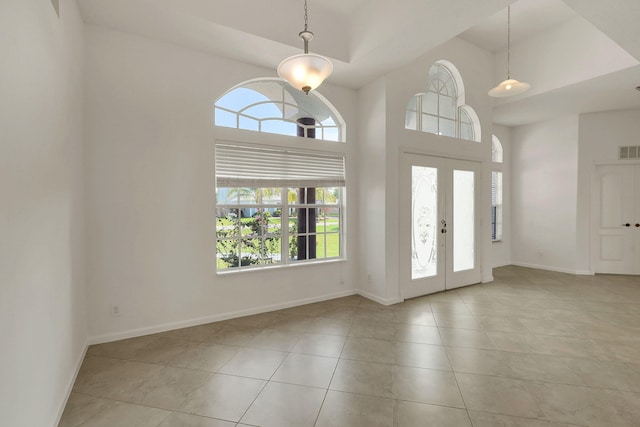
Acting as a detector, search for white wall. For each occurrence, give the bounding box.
[510,109,640,275]
[84,25,359,341]
[0,0,86,426]
[511,115,580,273]
[577,109,640,162]
[356,78,388,302]
[492,125,512,267]
[576,108,640,273]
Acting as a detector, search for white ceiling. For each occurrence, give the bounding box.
[296,0,369,15]
[457,0,578,52]
[78,0,640,127]
[494,65,640,126]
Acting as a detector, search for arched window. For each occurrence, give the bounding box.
[405,61,480,142]
[214,78,346,272]
[492,135,504,163]
[215,78,345,142]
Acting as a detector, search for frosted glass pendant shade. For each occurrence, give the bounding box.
[488,78,530,97]
[278,53,333,94]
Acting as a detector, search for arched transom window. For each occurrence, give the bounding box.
[492,135,504,163]
[215,78,345,142]
[405,60,481,142]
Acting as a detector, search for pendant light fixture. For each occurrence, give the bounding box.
[488,6,530,97]
[278,0,333,95]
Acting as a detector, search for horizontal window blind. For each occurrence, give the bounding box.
[216,143,345,188]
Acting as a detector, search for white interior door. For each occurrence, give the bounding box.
[594,164,640,274]
[401,154,481,299]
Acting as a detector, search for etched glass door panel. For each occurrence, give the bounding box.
[412,166,438,279]
[453,170,475,272]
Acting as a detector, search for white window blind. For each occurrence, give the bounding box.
[216,143,346,188]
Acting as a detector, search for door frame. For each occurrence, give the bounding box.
[591,161,640,275]
[400,152,483,300]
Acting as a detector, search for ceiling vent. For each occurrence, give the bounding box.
[619,146,640,160]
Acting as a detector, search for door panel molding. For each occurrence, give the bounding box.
[592,164,639,274]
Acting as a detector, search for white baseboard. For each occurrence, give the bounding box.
[481,275,494,284]
[356,290,402,306]
[88,290,357,345]
[53,341,89,427]
[492,261,512,268]
[511,261,592,276]
[575,270,592,276]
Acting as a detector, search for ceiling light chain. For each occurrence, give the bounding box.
[303,0,309,33]
[300,0,313,55]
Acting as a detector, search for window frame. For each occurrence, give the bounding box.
[491,135,505,242]
[213,78,347,274]
[215,78,346,142]
[216,186,344,272]
[491,171,503,242]
[492,135,504,163]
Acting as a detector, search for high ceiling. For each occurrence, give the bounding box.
[78,0,640,126]
[457,0,578,52]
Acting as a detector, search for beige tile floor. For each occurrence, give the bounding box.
[59,266,640,427]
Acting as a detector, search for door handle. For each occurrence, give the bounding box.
[441,228,447,234]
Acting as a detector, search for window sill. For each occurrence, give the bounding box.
[216,257,347,276]
[492,239,503,243]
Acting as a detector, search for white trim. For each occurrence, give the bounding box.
[357,290,402,306]
[594,159,640,166]
[481,274,495,283]
[492,135,504,163]
[88,290,356,345]
[590,162,599,275]
[511,261,592,276]
[399,145,484,164]
[53,342,89,427]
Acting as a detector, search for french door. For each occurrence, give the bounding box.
[401,154,482,299]
[593,164,640,274]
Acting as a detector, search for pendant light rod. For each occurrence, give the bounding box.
[277,0,333,94]
[506,5,511,79]
[488,5,530,98]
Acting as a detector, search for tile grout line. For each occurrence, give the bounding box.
[312,300,357,427]
[233,317,315,426]
[69,279,640,426]
[438,299,474,427]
